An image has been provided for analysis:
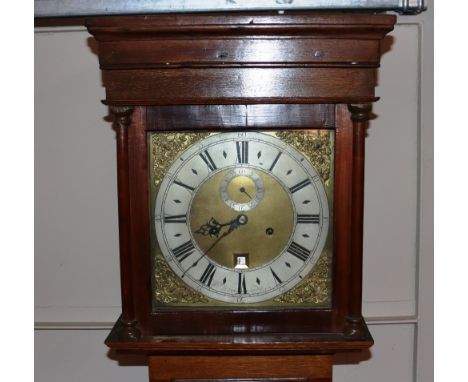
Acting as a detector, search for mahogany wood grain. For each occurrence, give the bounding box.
[145,105,334,131]
[332,105,354,329]
[102,67,376,105]
[149,309,335,336]
[98,39,380,69]
[128,106,153,333]
[87,13,394,105]
[149,354,332,382]
[86,12,395,39]
[106,318,372,354]
[348,105,371,325]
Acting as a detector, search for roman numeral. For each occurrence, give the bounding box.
[164,214,187,223]
[173,180,195,192]
[238,273,247,294]
[297,214,320,224]
[199,263,216,287]
[289,179,312,194]
[199,150,217,172]
[236,141,249,164]
[172,240,195,262]
[270,268,282,285]
[269,151,282,171]
[287,241,311,262]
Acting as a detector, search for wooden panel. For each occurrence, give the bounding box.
[332,105,354,326]
[102,67,376,104]
[148,309,335,335]
[149,355,332,381]
[98,39,379,69]
[145,105,246,130]
[246,104,335,129]
[145,104,334,131]
[86,13,396,39]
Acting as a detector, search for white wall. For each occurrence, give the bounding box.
[35,7,433,382]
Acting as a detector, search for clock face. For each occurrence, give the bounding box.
[154,132,329,304]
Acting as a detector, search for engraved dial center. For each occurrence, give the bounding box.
[190,167,293,269]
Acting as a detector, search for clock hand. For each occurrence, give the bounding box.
[195,217,231,238]
[239,187,253,200]
[203,214,248,255]
[183,214,248,277]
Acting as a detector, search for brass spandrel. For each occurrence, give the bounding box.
[273,247,332,306]
[151,132,211,190]
[154,250,209,304]
[275,130,333,189]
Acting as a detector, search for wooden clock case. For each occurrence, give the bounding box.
[86,12,395,381]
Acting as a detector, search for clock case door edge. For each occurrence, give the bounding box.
[107,103,371,348]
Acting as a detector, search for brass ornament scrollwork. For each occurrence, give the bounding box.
[275,130,333,189]
[154,251,210,304]
[273,248,332,306]
[151,132,211,190]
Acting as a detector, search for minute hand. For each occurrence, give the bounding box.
[205,219,238,255]
[182,214,248,277]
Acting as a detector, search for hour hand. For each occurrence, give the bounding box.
[201,214,248,256]
[195,215,248,238]
[194,217,224,238]
[183,214,248,277]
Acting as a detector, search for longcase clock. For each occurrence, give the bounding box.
[86,12,396,382]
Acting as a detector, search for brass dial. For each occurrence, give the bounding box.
[154,132,329,303]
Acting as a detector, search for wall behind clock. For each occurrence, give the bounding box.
[35,7,433,382]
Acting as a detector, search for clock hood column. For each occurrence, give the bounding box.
[109,105,141,340]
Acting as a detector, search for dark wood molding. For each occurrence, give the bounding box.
[106,317,372,354]
[348,103,371,324]
[117,317,141,342]
[348,103,374,122]
[144,104,335,131]
[87,13,395,105]
[344,316,369,340]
